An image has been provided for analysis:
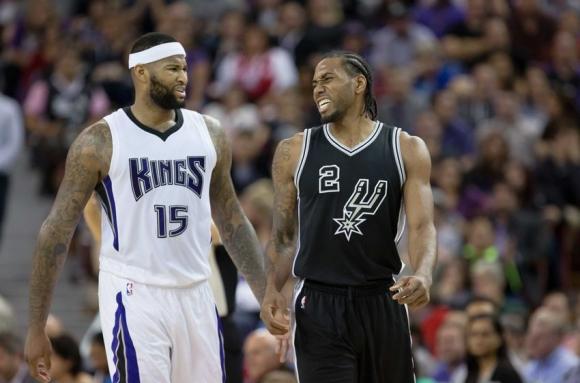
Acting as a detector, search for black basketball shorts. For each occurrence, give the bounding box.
[292,279,415,383]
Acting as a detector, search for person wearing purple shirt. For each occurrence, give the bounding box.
[524,307,579,383]
[413,0,464,38]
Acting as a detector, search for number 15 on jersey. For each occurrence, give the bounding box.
[154,205,188,238]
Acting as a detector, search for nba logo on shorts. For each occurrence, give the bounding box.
[126,282,134,296]
[300,296,307,309]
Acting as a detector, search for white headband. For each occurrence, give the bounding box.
[128,42,186,69]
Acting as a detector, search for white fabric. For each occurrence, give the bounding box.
[128,42,186,68]
[99,108,217,287]
[99,271,224,383]
[0,94,24,173]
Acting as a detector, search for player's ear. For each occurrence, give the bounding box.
[354,74,367,95]
[132,64,149,84]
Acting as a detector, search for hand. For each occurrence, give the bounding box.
[24,328,52,383]
[390,275,431,309]
[275,333,290,363]
[260,288,290,336]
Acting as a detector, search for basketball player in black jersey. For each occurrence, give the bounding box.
[260,52,437,382]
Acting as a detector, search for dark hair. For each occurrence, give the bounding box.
[0,332,22,355]
[91,332,105,347]
[465,314,514,383]
[322,51,377,120]
[50,334,82,376]
[130,32,177,54]
[466,295,499,314]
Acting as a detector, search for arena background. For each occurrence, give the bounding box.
[0,0,579,382]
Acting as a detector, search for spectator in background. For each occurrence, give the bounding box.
[293,0,344,67]
[156,1,210,110]
[49,333,92,383]
[464,314,524,382]
[465,295,498,318]
[470,260,506,308]
[524,306,579,383]
[0,91,23,243]
[477,91,543,166]
[370,1,436,70]
[0,332,35,383]
[509,0,557,65]
[259,370,296,383]
[24,43,109,196]
[213,24,298,101]
[432,89,474,159]
[243,329,284,383]
[88,333,110,383]
[413,0,464,38]
[377,68,426,131]
[276,2,307,56]
[431,323,466,383]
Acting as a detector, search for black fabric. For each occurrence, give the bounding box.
[293,280,415,383]
[122,107,184,141]
[294,124,404,285]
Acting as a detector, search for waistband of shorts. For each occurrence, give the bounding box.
[303,279,394,297]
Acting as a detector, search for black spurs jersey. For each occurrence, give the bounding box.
[292,122,406,285]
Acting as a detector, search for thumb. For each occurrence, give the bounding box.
[390,276,411,291]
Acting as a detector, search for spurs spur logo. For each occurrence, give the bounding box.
[333,179,388,241]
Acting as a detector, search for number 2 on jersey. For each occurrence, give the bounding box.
[154,205,188,238]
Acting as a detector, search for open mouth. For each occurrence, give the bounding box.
[318,98,331,112]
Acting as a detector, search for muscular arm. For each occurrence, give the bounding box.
[28,121,111,331]
[401,133,437,284]
[204,115,266,303]
[266,136,302,291]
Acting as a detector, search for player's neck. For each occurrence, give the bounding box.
[328,115,375,149]
[131,98,177,132]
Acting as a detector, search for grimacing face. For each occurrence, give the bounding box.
[312,58,357,123]
[147,55,188,109]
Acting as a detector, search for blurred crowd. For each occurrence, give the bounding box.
[1,0,580,382]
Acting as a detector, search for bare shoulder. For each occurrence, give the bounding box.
[273,132,304,178]
[70,119,112,180]
[202,114,226,148]
[399,131,431,172]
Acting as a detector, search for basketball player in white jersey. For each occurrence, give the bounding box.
[24,32,266,383]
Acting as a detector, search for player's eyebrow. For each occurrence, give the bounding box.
[312,72,334,85]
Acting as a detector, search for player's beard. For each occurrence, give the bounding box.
[149,75,185,110]
[320,106,346,123]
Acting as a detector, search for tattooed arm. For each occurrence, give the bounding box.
[204,115,266,304]
[260,134,303,335]
[25,121,111,382]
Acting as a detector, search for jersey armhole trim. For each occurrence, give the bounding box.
[102,115,119,181]
[197,112,219,167]
[392,127,406,187]
[293,129,311,189]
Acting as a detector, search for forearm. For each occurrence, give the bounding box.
[28,220,72,330]
[216,209,266,304]
[407,222,437,283]
[265,240,295,292]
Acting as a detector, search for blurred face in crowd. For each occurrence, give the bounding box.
[244,331,281,381]
[543,292,571,325]
[313,57,364,123]
[0,346,19,381]
[467,316,502,358]
[466,300,496,319]
[142,56,188,109]
[90,341,109,373]
[436,325,466,366]
[50,352,71,380]
[526,308,563,360]
[244,26,270,55]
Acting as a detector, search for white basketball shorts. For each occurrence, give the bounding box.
[98,271,225,383]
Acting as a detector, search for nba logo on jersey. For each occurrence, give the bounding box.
[126,282,134,296]
[300,296,307,309]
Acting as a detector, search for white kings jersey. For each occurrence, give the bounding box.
[96,107,217,287]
